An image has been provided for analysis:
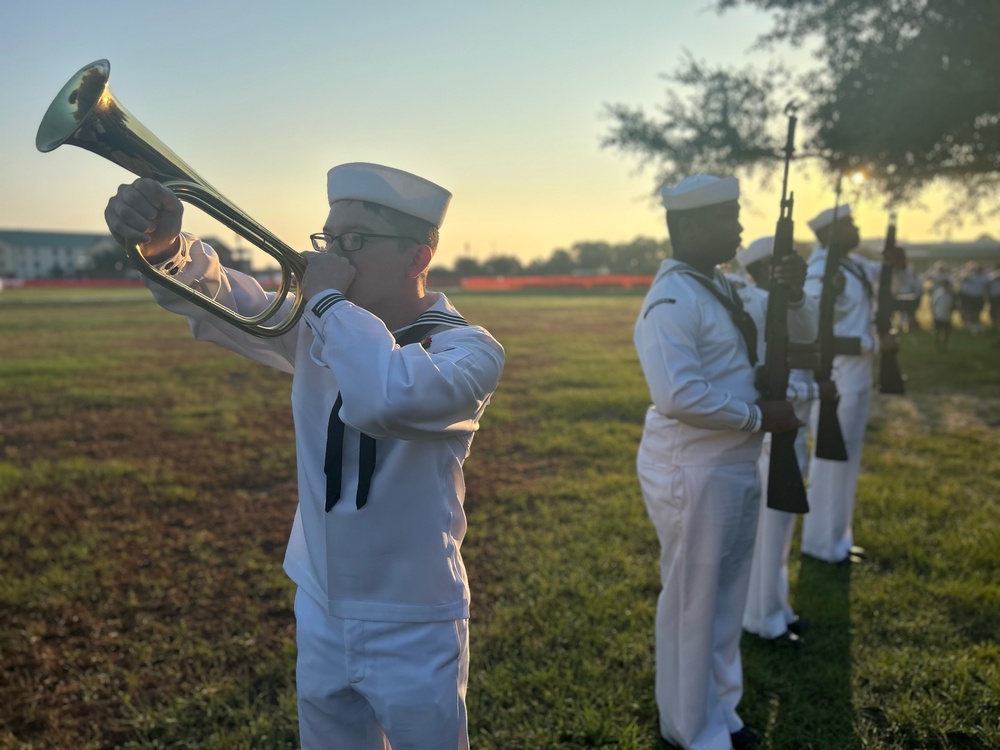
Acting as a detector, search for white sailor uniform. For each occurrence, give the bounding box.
[927,270,956,327]
[742,367,817,638]
[145,233,504,749]
[726,270,820,640]
[635,259,816,750]
[801,247,878,563]
[958,268,989,333]
[988,270,1000,325]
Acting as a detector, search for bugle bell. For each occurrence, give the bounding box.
[36,59,307,337]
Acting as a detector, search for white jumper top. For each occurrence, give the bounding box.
[635,259,817,466]
[147,234,505,622]
[729,273,820,404]
[958,270,989,298]
[804,247,879,395]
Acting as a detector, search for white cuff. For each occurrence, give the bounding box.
[150,232,197,276]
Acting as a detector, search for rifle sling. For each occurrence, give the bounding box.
[786,337,862,370]
[840,258,875,304]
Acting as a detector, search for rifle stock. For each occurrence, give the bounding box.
[761,105,808,513]
[877,217,906,394]
[815,397,848,461]
[879,350,905,394]
[768,430,808,508]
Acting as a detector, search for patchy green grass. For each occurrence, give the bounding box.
[1,288,998,749]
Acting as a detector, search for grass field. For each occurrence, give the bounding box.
[1,288,998,749]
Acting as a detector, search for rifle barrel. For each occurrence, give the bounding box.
[763,105,809,513]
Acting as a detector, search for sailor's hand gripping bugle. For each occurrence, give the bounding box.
[105,177,358,304]
[105,178,183,263]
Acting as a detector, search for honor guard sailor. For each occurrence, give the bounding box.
[735,237,821,646]
[800,205,882,564]
[634,176,813,750]
[104,163,504,750]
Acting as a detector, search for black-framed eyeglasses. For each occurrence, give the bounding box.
[309,231,422,254]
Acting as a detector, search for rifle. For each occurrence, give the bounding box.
[812,181,851,461]
[876,214,906,394]
[760,103,809,514]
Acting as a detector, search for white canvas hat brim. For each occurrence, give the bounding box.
[327,163,452,227]
[736,236,774,268]
[660,175,740,211]
[807,204,852,232]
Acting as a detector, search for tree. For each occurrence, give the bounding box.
[604,0,1000,211]
[444,237,671,277]
[481,255,524,277]
[453,257,486,277]
[527,249,575,275]
[610,237,671,275]
[572,241,614,273]
[88,248,129,278]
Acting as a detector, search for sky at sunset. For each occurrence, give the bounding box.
[3,0,998,270]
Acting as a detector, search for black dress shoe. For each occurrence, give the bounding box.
[787,616,810,636]
[731,726,761,750]
[767,629,805,647]
[837,552,864,566]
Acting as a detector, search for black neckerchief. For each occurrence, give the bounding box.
[324,310,469,511]
[650,262,759,366]
[839,256,875,305]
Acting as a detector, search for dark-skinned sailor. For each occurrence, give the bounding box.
[634,176,813,750]
[800,205,893,565]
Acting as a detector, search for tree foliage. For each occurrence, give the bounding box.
[440,237,672,277]
[604,0,1000,210]
[604,55,789,189]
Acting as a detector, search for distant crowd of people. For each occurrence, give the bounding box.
[898,259,1000,349]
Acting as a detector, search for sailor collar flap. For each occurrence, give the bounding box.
[647,261,759,366]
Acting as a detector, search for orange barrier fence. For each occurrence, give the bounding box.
[3,278,143,288]
[459,274,653,291]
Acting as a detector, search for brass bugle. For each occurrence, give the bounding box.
[36,59,307,338]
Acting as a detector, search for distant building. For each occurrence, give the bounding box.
[0,229,253,280]
[0,230,118,280]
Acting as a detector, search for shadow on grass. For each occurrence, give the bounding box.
[741,553,854,749]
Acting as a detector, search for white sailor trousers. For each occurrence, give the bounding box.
[638,454,760,750]
[743,399,812,638]
[802,387,871,562]
[294,588,469,750]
